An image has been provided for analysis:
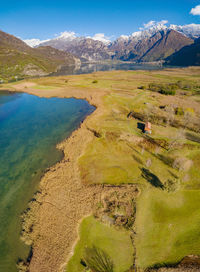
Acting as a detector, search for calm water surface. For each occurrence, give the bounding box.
[50,62,164,76]
[0,91,95,272]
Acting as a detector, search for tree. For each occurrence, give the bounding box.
[165,105,175,126]
[168,128,185,151]
[83,246,114,272]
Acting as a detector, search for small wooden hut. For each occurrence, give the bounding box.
[144,122,152,134]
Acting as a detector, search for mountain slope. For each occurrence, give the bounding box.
[0,30,80,81]
[141,30,194,62]
[109,30,193,62]
[40,35,113,61]
[166,38,200,66]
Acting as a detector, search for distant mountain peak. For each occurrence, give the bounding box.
[55,31,77,41]
[169,24,200,39]
[23,38,50,47]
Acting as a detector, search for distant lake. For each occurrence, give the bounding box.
[0,91,95,272]
[50,62,164,76]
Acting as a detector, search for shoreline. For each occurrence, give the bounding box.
[7,81,108,272]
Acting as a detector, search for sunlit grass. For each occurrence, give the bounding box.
[66,216,134,272]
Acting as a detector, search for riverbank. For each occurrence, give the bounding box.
[2,67,200,271]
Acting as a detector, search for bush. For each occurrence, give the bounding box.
[185,107,194,115]
[158,88,176,95]
[92,80,98,84]
[83,246,114,272]
[175,107,184,116]
[148,83,176,95]
[138,85,146,90]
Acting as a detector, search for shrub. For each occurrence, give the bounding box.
[138,85,146,90]
[158,88,176,95]
[185,107,194,115]
[148,83,161,92]
[83,246,114,272]
[92,80,98,84]
[175,107,184,116]
[148,83,176,95]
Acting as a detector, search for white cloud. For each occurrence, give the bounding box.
[23,38,50,47]
[190,5,200,16]
[87,33,111,44]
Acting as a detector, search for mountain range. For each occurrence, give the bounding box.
[29,23,200,63]
[0,23,200,81]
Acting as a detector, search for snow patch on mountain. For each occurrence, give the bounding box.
[55,31,77,40]
[87,33,111,44]
[24,38,50,47]
[170,24,200,38]
[119,35,129,40]
[119,20,169,42]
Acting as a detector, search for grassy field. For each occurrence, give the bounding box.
[136,189,200,268]
[7,67,200,271]
[66,216,134,272]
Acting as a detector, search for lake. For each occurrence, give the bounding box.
[50,62,164,76]
[0,91,95,272]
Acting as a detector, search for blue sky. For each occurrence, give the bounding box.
[0,0,200,39]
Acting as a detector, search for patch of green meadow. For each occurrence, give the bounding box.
[66,216,134,272]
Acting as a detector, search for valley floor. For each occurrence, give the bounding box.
[2,67,200,272]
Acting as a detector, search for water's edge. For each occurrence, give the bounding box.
[0,89,96,272]
[17,92,97,270]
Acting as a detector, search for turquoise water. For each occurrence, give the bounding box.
[0,91,95,272]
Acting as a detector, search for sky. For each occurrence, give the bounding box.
[0,0,200,41]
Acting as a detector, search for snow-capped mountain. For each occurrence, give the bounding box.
[38,32,113,61]
[115,23,200,43]
[24,23,200,62]
[170,24,200,39]
[109,28,193,62]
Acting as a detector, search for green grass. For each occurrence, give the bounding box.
[74,69,200,270]
[79,90,184,186]
[135,188,200,268]
[66,216,134,272]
